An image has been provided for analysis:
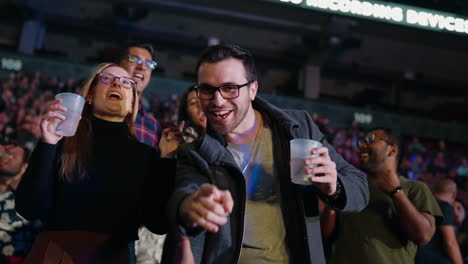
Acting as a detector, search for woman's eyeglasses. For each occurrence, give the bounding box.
[97,72,136,89]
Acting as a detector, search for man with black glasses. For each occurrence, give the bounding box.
[119,42,161,148]
[167,43,369,264]
[323,128,443,264]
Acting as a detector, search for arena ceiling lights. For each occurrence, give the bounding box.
[263,0,468,36]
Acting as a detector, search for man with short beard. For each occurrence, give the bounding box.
[167,44,369,264]
[325,128,443,264]
[119,42,162,148]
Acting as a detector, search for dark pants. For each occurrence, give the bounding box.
[24,231,130,264]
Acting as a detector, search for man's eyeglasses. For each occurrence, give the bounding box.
[359,133,394,146]
[127,55,157,70]
[97,72,136,89]
[195,81,254,100]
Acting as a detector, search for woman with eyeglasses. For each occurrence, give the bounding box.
[15,63,176,264]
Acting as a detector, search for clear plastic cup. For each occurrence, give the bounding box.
[55,93,85,137]
[290,139,323,185]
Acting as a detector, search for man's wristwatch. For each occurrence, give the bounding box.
[327,181,343,200]
[388,186,403,197]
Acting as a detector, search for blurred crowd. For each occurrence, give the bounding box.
[0,71,84,152]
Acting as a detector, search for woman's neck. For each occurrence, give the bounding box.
[92,113,125,122]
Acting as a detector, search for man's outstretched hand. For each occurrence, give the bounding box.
[178,184,234,233]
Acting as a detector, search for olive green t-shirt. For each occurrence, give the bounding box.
[331,176,443,264]
[228,126,289,264]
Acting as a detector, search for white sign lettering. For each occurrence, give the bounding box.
[272,0,468,35]
[1,58,23,71]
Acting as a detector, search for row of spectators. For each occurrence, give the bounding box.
[3,70,468,191]
[2,71,468,169]
[2,70,468,260]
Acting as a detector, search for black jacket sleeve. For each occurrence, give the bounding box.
[167,142,210,236]
[15,140,60,221]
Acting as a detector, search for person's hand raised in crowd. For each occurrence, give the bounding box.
[182,126,200,143]
[373,169,401,194]
[40,99,66,145]
[372,148,401,193]
[179,184,233,233]
[159,121,185,158]
[305,147,338,195]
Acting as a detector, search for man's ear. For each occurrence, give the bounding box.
[249,81,258,101]
[388,144,399,158]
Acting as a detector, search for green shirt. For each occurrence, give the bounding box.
[331,176,443,264]
[228,125,289,264]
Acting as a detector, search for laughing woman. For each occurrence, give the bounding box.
[15,63,175,264]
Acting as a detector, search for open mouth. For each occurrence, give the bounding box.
[210,110,233,120]
[133,73,144,83]
[107,91,123,101]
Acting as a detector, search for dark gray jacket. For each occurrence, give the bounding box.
[166,97,369,264]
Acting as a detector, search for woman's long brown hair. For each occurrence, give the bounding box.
[59,63,139,182]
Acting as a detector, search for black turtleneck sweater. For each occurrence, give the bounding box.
[15,117,175,242]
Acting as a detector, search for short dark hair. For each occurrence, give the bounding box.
[369,127,405,171]
[370,127,401,155]
[1,143,29,164]
[115,41,155,63]
[195,43,257,82]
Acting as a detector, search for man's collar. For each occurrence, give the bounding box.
[252,96,299,128]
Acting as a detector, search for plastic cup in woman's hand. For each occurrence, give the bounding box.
[54,93,85,137]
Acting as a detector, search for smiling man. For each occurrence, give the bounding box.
[119,43,162,148]
[324,128,443,264]
[167,43,369,264]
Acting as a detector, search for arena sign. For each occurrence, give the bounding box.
[264,0,468,35]
[1,57,23,71]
